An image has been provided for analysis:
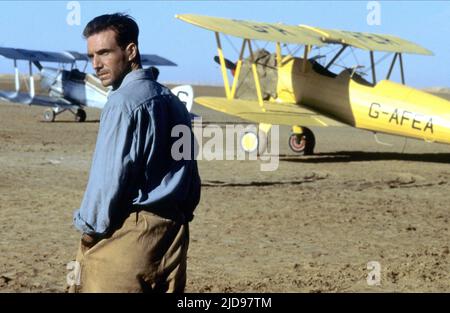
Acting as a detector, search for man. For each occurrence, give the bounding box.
[69,13,201,292]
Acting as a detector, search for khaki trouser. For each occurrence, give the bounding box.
[68,210,189,293]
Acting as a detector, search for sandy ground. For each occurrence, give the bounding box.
[1,85,450,292]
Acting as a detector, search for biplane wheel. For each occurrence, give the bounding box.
[75,109,86,122]
[43,109,55,122]
[288,127,315,155]
[240,129,267,155]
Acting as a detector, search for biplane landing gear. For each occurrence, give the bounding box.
[74,109,86,122]
[288,126,315,155]
[43,109,56,122]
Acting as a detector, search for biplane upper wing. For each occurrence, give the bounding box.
[64,50,90,62]
[176,14,432,55]
[0,47,178,66]
[195,97,343,127]
[140,54,177,66]
[64,52,178,66]
[0,47,76,63]
[176,14,325,46]
[299,25,433,55]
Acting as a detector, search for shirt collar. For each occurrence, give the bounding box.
[110,68,154,93]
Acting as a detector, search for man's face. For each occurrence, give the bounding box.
[87,29,131,88]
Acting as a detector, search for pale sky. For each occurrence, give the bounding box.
[0,1,449,88]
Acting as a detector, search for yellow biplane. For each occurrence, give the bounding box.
[176,14,450,155]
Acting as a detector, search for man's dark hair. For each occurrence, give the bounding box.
[83,13,140,50]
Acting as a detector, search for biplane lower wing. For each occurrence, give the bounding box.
[195,96,343,127]
[0,90,75,108]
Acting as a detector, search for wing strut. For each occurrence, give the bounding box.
[325,45,347,70]
[302,45,310,73]
[213,34,266,106]
[230,39,247,99]
[247,40,265,110]
[370,51,377,85]
[386,52,398,80]
[399,53,405,85]
[275,42,282,66]
[14,59,20,93]
[28,61,35,98]
[214,32,231,99]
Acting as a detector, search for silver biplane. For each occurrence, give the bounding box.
[0,47,193,122]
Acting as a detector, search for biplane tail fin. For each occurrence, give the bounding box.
[171,85,194,113]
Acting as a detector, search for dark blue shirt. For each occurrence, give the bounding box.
[73,69,201,235]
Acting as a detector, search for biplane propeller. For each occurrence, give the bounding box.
[176,14,450,155]
[213,55,236,74]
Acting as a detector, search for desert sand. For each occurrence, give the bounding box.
[1,85,450,292]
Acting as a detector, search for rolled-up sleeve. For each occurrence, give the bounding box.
[73,103,137,236]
